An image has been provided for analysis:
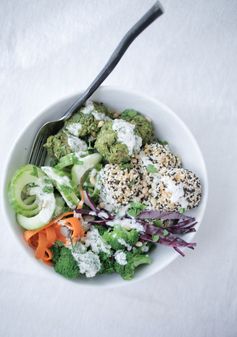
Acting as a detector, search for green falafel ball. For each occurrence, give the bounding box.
[44,130,72,160]
[44,130,87,160]
[120,109,154,144]
[64,101,113,138]
[94,121,131,164]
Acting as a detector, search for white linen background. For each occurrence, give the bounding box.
[0,0,236,336]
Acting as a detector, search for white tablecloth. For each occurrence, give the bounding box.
[1,1,237,336]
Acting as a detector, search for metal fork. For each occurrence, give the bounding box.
[28,1,164,166]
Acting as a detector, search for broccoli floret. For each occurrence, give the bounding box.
[51,242,80,279]
[51,241,64,264]
[93,225,108,236]
[120,109,154,144]
[64,101,112,138]
[114,252,151,280]
[99,252,114,274]
[102,227,139,250]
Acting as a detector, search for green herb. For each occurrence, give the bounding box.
[158,140,169,146]
[126,110,138,118]
[60,185,72,194]
[163,229,169,237]
[179,207,186,214]
[152,234,160,242]
[153,220,163,227]
[28,182,37,188]
[120,162,133,170]
[146,164,158,174]
[43,186,54,193]
[44,178,52,184]
[127,202,146,218]
[31,166,39,177]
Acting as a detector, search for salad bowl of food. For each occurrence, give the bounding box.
[2,86,208,287]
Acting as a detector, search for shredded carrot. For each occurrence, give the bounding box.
[23,210,84,264]
[62,217,85,242]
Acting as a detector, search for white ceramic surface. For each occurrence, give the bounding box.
[2,86,208,287]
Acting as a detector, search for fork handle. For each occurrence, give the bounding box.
[63,1,164,119]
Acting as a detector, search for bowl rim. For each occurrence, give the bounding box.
[1,85,208,288]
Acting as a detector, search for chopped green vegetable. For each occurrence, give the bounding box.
[146,164,158,174]
[51,242,80,279]
[99,252,114,274]
[152,234,160,242]
[114,252,151,280]
[153,219,163,227]
[127,202,146,217]
[102,227,139,250]
[163,229,169,237]
[179,207,186,214]
[42,186,54,193]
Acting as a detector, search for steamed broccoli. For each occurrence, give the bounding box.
[99,252,114,274]
[102,227,139,250]
[51,242,80,279]
[114,252,151,280]
[64,101,112,138]
[120,109,154,144]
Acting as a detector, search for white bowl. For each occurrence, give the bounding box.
[2,86,208,287]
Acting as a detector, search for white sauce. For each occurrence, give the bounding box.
[117,238,132,251]
[115,205,130,218]
[114,251,127,265]
[97,211,109,219]
[81,101,94,115]
[112,119,142,155]
[107,218,144,232]
[41,167,71,186]
[67,135,88,152]
[139,152,154,168]
[84,227,111,254]
[99,182,118,212]
[161,176,188,208]
[92,111,111,121]
[28,177,53,209]
[72,249,101,278]
[65,123,82,136]
[81,101,111,121]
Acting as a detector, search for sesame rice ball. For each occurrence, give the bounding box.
[99,164,145,211]
[138,143,182,171]
[145,168,202,211]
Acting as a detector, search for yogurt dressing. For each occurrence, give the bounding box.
[65,123,82,136]
[112,119,142,155]
[114,251,127,265]
[161,176,188,208]
[67,135,88,152]
[84,227,111,254]
[107,218,144,232]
